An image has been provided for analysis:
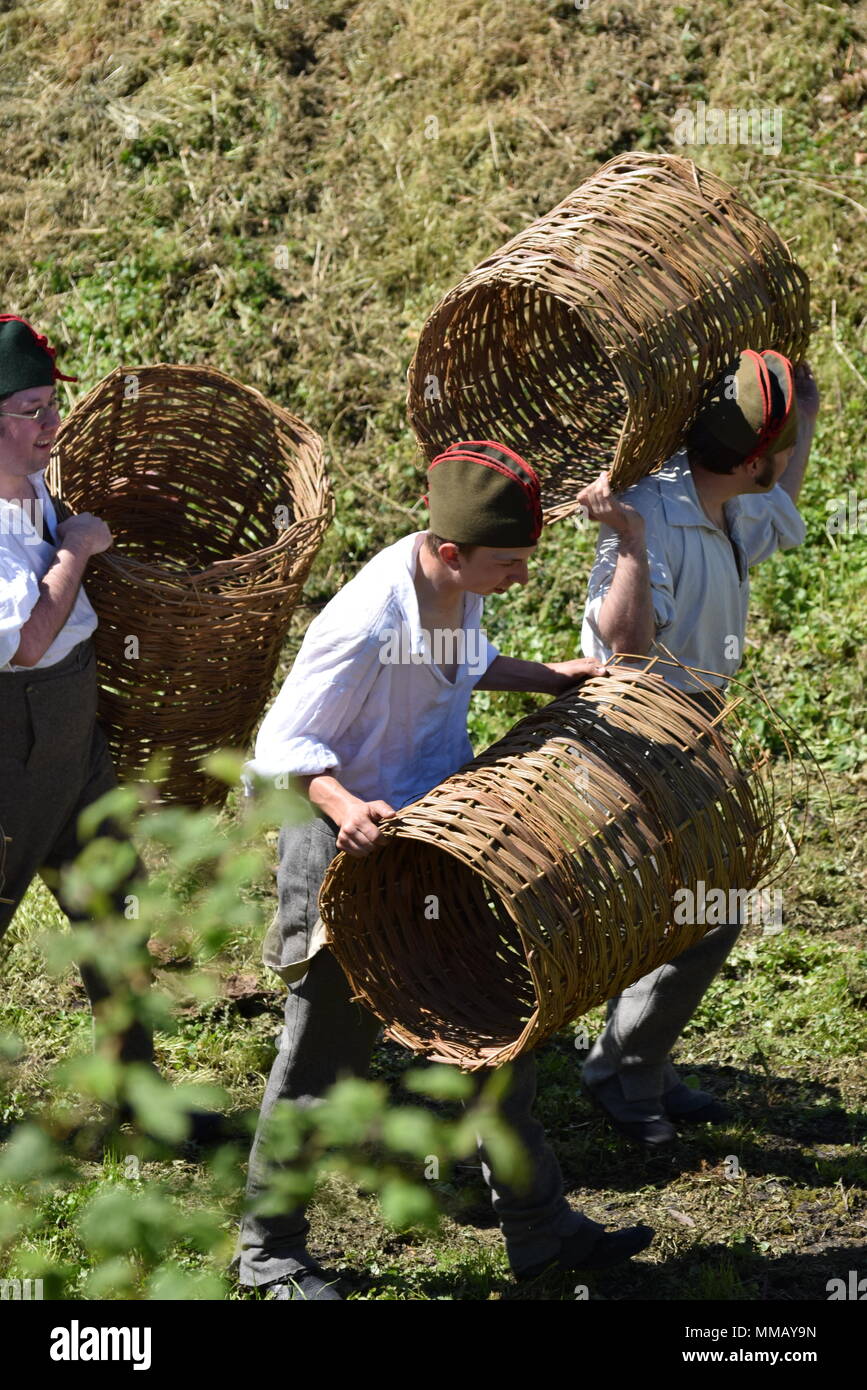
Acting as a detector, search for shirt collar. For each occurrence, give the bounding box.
[660,450,744,532]
[393,530,471,662]
[391,532,428,654]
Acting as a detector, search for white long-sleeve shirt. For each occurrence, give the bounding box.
[245,531,499,809]
[0,470,98,671]
[581,451,806,692]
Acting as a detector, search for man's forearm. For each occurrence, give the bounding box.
[474,655,575,694]
[297,771,360,821]
[596,538,655,655]
[296,772,395,856]
[11,542,91,667]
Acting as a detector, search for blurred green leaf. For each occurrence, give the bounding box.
[78,1185,176,1259]
[76,786,141,841]
[381,1107,446,1159]
[145,1263,227,1300]
[403,1065,474,1101]
[0,1125,63,1185]
[379,1176,439,1231]
[315,1078,388,1146]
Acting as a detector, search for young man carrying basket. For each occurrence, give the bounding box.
[239,440,655,1299]
[576,351,819,1147]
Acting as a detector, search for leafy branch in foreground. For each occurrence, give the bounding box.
[0,758,527,1299]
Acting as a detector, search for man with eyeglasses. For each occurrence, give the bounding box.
[0,315,160,1086]
[0,315,244,1150]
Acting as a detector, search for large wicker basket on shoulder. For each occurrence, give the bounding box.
[48,363,332,806]
[407,152,811,520]
[319,667,778,1069]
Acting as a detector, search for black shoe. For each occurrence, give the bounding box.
[516,1224,655,1283]
[669,1098,730,1126]
[114,1104,253,1156]
[184,1108,254,1149]
[583,1081,676,1149]
[603,1113,677,1147]
[263,1269,343,1301]
[662,1083,729,1126]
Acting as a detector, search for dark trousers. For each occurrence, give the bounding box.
[237,815,606,1283]
[0,639,152,1064]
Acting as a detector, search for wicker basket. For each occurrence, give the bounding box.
[48,363,332,806]
[319,668,777,1068]
[407,152,811,520]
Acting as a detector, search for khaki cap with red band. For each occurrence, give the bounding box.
[687,349,798,470]
[424,440,544,547]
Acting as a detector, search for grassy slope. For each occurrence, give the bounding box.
[1,0,866,1298]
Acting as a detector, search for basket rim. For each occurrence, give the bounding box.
[49,360,334,583]
[83,506,333,589]
[59,360,322,429]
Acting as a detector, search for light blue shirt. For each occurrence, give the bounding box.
[581,451,806,692]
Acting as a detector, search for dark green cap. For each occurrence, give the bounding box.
[0,315,76,397]
[425,440,543,546]
[687,349,798,469]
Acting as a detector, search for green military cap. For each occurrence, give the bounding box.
[424,440,543,546]
[687,349,798,470]
[0,315,76,397]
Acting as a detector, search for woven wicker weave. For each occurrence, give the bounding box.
[407,152,811,520]
[319,667,777,1068]
[48,364,332,806]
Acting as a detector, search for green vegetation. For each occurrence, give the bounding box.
[0,0,865,1299]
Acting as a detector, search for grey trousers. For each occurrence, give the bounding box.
[0,639,153,1064]
[237,815,606,1284]
[582,921,741,1104]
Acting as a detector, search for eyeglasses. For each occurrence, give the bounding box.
[0,393,61,424]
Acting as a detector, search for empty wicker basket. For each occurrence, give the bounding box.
[407,152,811,520]
[49,363,332,806]
[319,669,777,1068]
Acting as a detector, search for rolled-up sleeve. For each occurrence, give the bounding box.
[736,486,807,567]
[583,491,678,644]
[0,553,39,668]
[246,612,386,783]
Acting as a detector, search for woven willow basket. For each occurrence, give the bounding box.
[48,364,332,806]
[407,152,811,520]
[319,668,777,1069]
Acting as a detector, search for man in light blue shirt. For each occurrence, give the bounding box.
[576,351,819,1146]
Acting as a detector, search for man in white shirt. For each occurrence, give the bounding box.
[0,317,160,1071]
[0,316,239,1151]
[238,440,655,1299]
[576,351,819,1147]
